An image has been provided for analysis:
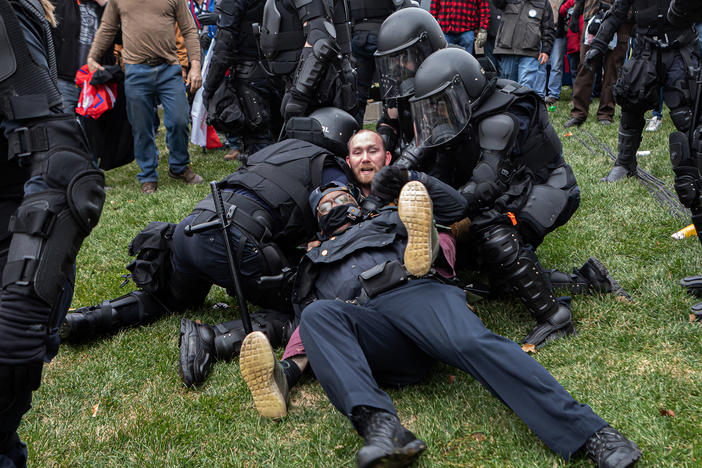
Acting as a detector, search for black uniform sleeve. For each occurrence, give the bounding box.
[411,172,468,225]
[589,0,631,54]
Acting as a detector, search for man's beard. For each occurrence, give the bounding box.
[355,164,379,186]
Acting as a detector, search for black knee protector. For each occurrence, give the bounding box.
[474,224,520,270]
[60,290,170,342]
[665,86,693,132]
[3,116,105,307]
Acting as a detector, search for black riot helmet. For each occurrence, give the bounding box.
[374,8,447,100]
[285,107,360,156]
[409,48,488,148]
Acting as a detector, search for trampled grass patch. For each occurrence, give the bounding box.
[21,96,702,466]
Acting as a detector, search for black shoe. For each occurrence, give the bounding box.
[586,425,641,468]
[522,302,575,347]
[680,275,702,297]
[690,302,702,321]
[577,257,631,300]
[355,411,427,468]
[601,165,636,183]
[564,117,584,128]
[178,318,216,387]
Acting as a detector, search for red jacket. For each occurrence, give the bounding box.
[560,0,583,55]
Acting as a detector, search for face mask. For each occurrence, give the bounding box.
[318,204,358,237]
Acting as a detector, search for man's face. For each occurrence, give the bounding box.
[346,132,392,194]
[316,189,359,234]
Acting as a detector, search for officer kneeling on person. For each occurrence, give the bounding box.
[240,175,641,468]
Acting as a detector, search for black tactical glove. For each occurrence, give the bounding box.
[583,47,602,72]
[371,166,410,203]
[281,88,311,121]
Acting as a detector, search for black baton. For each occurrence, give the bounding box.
[209,181,254,334]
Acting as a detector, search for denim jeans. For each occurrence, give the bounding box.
[444,30,475,55]
[57,78,80,114]
[546,37,566,98]
[499,55,540,91]
[124,63,191,183]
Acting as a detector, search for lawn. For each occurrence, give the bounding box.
[21,91,701,467]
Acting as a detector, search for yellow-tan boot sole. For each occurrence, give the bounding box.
[398,181,433,277]
[240,331,288,419]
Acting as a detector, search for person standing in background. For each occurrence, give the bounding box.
[431,0,490,55]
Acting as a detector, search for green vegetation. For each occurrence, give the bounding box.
[22,94,701,466]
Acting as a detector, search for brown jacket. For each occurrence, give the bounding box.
[88,0,199,66]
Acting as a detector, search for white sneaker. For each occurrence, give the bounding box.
[645,116,662,132]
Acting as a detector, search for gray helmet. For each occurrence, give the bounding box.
[409,48,488,148]
[285,107,360,156]
[374,7,447,99]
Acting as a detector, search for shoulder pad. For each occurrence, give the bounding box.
[478,114,519,151]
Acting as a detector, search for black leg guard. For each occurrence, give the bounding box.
[59,290,170,343]
[178,310,292,388]
[601,114,644,182]
[548,257,631,300]
[476,225,575,346]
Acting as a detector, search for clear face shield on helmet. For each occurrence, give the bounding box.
[375,34,435,100]
[410,78,472,148]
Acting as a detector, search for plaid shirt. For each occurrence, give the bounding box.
[431,0,490,34]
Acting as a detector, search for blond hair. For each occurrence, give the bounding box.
[40,0,56,26]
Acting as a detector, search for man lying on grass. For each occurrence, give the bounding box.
[239,176,641,468]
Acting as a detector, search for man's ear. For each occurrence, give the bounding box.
[346,155,351,166]
[384,151,392,166]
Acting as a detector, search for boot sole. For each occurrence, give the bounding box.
[398,181,433,277]
[240,331,287,419]
[363,439,427,468]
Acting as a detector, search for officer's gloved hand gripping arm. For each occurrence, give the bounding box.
[584,0,630,70]
[459,114,518,219]
[370,166,467,224]
[202,0,247,106]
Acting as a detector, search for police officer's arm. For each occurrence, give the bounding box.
[459,114,519,219]
[202,0,251,100]
[411,172,468,225]
[588,0,632,54]
[87,0,120,71]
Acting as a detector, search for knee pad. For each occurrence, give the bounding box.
[619,111,645,133]
[475,224,520,270]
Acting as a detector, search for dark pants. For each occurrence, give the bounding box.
[351,30,378,126]
[299,280,607,459]
[571,28,629,122]
[170,214,268,308]
[234,76,283,154]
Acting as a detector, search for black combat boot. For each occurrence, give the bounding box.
[601,125,641,182]
[178,311,293,387]
[59,290,169,342]
[548,257,631,300]
[352,407,427,468]
[585,425,641,468]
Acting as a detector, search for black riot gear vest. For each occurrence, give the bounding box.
[219,139,349,248]
[350,0,394,33]
[233,0,265,61]
[260,0,306,75]
[0,0,62,121]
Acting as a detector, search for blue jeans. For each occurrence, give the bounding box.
[124,63,191,183]
[444,30,475,55]
[499,55,540,90]
[57,78,80,114]
[547,37,566,98]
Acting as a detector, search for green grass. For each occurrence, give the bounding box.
[22,94,702,467]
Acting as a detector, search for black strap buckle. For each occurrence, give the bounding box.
[9,126,31,159]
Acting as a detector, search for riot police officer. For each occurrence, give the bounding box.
[408,47,583,346]
[0,0,106,465]
[201,0,284,156]
[585,0,700,182]
[258,0,358,120]
[59,108,359,388]
[373,7,447,163]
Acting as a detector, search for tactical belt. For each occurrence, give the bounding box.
[352,259,435,305]
[191,191,274,244]
[636,27,698,49]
